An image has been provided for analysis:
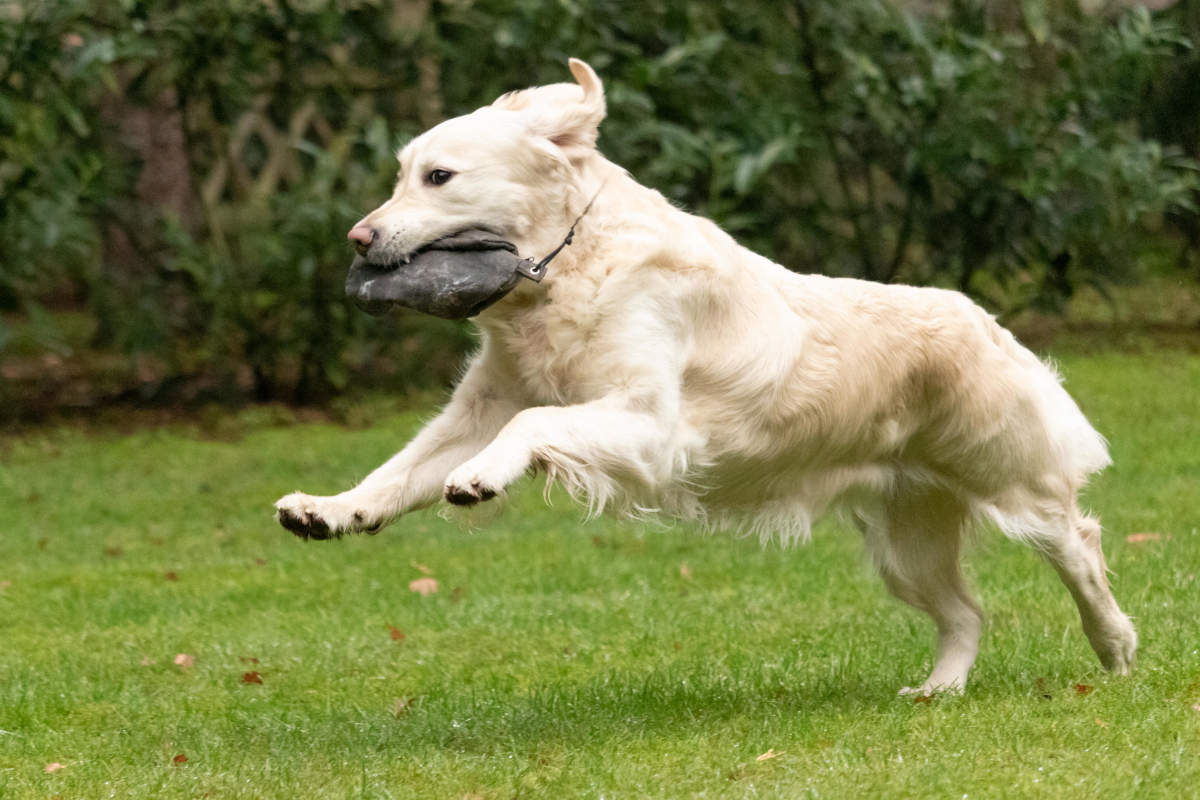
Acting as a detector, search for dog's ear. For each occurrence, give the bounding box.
[494,58,606,165]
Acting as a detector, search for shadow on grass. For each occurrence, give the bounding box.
[271,661,915,757]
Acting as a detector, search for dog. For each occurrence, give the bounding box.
[275,58,1137,694]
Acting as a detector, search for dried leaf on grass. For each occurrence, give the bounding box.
[393,696,417,717]
[409,577,439,596]
[1125,533,1161,544]
[241,671,263,684]
[140,656,155,666]
[412,562,433,575]
[44,763,64,773]
[1074,683,1094,696]
[164,571,178,581]
[1095,718,1109,728]
[173,653,194,669]
[172,753,188,765]
[756,748,781,761]
[389,626,406,642]
[680,563,692,580]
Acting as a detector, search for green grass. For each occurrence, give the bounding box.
[1,351,1199,798]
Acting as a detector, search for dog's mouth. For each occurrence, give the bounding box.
[362,227,508,266]
[345,228,526,320]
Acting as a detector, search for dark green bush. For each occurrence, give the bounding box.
[0,0,1196,409]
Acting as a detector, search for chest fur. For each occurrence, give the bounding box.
[492,292,609,406]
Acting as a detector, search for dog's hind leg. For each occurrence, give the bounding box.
[861,484,983,695]
[1026,504,1137,674]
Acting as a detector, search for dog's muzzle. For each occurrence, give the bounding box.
[346,180,605,320]
[345,229,533,320]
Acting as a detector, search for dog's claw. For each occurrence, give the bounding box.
[276,506,333,541]
[444,480,496,506]
[445,488,479,506]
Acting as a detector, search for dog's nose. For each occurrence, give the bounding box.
[347,225,377,256]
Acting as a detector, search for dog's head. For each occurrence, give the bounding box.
[347,58,606,265]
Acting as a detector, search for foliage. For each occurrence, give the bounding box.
[436,1,1198,312]
[0,3,113,349]
[0,1,1197,405]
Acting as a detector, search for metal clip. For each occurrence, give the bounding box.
[515,257,547,282]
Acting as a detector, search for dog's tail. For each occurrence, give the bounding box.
[986,312,1112,487]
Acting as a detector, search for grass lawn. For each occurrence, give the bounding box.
[1,350,1198,798]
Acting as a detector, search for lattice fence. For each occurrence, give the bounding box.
[183,19,441,243]
[192,92,377,237]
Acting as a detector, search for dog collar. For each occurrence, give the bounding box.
[515,176,609,283]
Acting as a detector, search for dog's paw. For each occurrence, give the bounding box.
[898,680,965,698]
[274,492,381,540]
[444,448,530,506]
[443,462,509,506]
[443,475,499,506]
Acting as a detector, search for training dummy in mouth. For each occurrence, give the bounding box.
[344,228,539,320]
[345,180,603,321]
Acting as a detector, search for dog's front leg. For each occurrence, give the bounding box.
[443,399,675,508]
[275,358,522,539]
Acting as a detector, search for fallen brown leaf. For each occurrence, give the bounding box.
[389,626,405,642]
[756,748,781,762]
[44,763,64,773]
[173,653,194,669]
[239,656,260,664]
[680,563,692,580]
[104,546,123,558]
[913,694,932,705]
[412,562,433,575]
[254,558,266,567]
[37,538,47,550]
[172,753,188,765]
[409,577,438,596]
[165,571,178,581]
[1074,683,1093,696]
[393,696,417,717]
[241,671,263,684]
[140,656,155,666]
[1095,718,1109,728]
[1191,703,1200,713]
[1125,532,1161,544]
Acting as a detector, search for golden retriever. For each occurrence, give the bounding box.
[275,59,1136,694]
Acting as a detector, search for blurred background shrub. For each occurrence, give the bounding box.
[1,0,1197,417]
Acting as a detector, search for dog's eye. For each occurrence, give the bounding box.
[426,169,454,186]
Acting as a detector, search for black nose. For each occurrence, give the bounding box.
[347,225,376,256]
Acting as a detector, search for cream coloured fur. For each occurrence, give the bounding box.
[275,59,1137,694]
